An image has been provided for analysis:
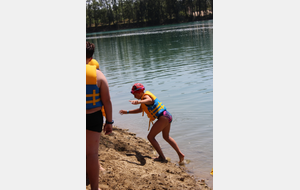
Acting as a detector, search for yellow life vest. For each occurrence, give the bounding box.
[141,91,166,131]
[86,65,102,109]
[88,59,99,70]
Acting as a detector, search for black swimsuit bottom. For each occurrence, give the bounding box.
[86,109,103,132]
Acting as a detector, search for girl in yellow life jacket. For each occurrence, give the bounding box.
[86,41,113,190]
[119,83,185,164]
[88,58,100,70]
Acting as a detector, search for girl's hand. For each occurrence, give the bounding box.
[103,124,112,135]
[129,100,140,105]
[119,110,126,115]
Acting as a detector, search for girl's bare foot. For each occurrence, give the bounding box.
[152,156,166,162]
[179,153,185,164]
[99,165,105,171]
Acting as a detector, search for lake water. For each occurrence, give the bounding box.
[86,20,213,188]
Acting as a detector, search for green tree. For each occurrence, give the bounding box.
[86,0,213,30]
[118,0,125,24]
[100,7,109,26]
[187,0,194,20]
[123,0,133,23]
[139,0,147,23]
[86,0,93,28]
[91,0,102,28]
[113,3,120,25]
[133,0,140,24]
[203,0,208,16]
[108,5,114,25]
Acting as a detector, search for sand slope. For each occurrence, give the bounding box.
[86,126,211,190]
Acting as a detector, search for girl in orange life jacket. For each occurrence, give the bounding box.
[119,83,185,163]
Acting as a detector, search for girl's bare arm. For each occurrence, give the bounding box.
[129,95,153,105]
[119,105,142,115]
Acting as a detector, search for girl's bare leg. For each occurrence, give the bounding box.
[86,130,101,190]
[162,122,185,163]
[147,117,169,160]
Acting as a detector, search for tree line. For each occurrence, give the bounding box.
[86,0,213,30]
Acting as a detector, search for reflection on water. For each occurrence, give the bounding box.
[87,20,213,188]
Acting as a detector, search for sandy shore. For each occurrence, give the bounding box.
[86,126,212,190]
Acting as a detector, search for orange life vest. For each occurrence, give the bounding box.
[141,91,167,130]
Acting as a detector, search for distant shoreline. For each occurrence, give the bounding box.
[86,14,212,34]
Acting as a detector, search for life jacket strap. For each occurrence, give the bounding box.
[148,120,154,131]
